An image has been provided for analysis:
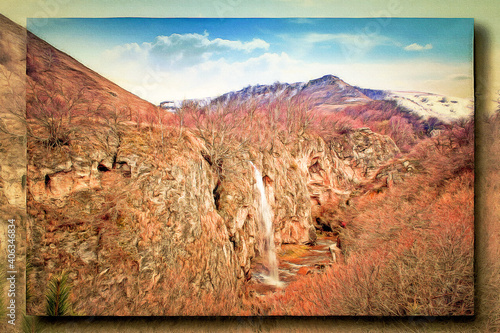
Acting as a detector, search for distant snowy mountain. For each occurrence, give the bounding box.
[353,87,474,123]
[210,74,371,108]
[353,87,388,100]
[170,75,474,123]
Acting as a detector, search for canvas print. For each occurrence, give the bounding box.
[25,18,474,316]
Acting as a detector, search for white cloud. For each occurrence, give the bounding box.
[404,43,433,51]
[148,32,269,55]
[101,32,269,71]
[213,37,270,52]
[90,33,471,104]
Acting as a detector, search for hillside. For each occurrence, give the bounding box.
[0,14,26,208]
[385,91,474,123]
[354,86,473,123]
[26,30,162,135]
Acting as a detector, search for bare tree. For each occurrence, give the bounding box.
[286,95,315,137]
[155,106,166,146]
[175,101,195,143]
[86,101,131,157]
[187,101,249,180]
[26,79,88,147]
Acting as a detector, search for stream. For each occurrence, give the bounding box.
[249,232,339,295]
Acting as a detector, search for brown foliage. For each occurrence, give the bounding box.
[313,100,435,152]
[257,118,475,316]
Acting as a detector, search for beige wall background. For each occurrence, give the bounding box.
[0,0,497,332]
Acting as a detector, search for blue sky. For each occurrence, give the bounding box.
[28,18,473,103]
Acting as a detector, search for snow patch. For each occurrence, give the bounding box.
[384,91,473,123]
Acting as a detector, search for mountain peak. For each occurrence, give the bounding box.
[210,74,371,108]
[306,74,341,86]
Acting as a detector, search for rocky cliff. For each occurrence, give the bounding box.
[27,116,404,314]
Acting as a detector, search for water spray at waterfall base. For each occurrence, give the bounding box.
[250,162,282,287]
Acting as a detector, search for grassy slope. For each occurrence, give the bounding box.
[26,31,158,120]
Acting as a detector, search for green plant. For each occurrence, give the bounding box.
[45,271,72,316]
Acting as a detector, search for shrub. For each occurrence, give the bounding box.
[45,271,73,316]
[261,118,474,316]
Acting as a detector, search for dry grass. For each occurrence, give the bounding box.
[256,119,475,317]
[26,92,477,318]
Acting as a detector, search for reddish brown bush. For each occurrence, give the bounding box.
[258,118,474,316]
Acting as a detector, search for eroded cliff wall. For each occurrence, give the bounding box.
[27,121,403,315]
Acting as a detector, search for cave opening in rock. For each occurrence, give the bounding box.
[262,175,273,186]
[309,160,321,174]
[116,162,131,178]
[44,174,51,190]
[97,163,110,172]
[315,218,333,232]
[213,181,221,210]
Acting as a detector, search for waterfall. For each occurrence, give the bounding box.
[250,162,280,285]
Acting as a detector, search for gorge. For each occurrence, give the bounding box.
[17,18,474,316]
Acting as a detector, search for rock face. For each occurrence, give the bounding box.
[27,119,402,315]
[0,14,26,210]
[0,15,27,328]
[331,127,401,182]
[28,128,242,314]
